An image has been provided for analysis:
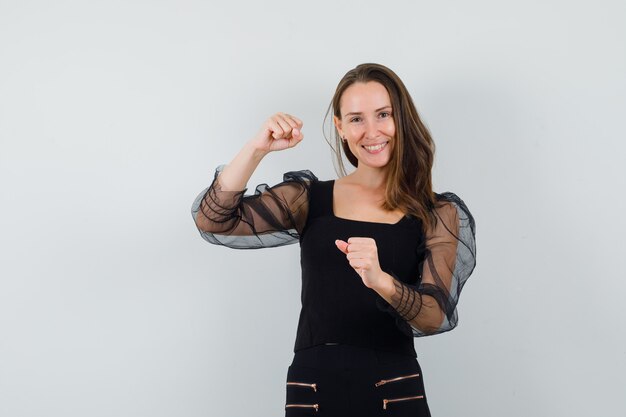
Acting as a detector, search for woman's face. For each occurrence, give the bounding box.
[334,81,396,169]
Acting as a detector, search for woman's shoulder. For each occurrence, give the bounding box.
[434,190,465,203]
[434,191,471,213]
[282,169,319,183]
[432,190,476,233]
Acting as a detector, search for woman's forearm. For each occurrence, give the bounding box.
[193,142,267,233]
[205,112,304,191]
[374,272,445,334]
[217,142,269,191]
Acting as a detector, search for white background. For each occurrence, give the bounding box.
[1,1,625,416]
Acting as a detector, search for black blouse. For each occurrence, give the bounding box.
[191,164,477,354]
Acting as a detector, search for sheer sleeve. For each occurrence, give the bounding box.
[191,164,318,249]
[376,192,477,337]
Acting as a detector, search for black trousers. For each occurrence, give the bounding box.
[284,343,432,417]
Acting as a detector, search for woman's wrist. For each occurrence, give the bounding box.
[372,271,397,302]
[243,141,269,161]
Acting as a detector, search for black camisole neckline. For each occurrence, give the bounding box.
[330,179,411,226]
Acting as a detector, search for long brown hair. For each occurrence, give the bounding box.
[323,63,439,230]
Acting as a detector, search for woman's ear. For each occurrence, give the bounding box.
[333,115,343,138]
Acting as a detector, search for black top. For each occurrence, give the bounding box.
[191,165,477,357]
[295,179,425,356]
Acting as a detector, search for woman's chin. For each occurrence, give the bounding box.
[355,151,392,169]
[356,158,391,169]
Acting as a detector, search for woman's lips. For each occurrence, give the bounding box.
[362,141,389,154]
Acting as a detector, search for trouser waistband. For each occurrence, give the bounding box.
[292,343,415,371]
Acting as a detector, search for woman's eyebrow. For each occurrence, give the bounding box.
[344,106,392,117]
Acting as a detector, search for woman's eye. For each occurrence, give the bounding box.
[350,117,361,123]
[379,112,391,118]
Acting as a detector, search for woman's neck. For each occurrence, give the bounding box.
[346,165,388,191]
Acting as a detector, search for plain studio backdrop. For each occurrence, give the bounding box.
[1,1,624,416]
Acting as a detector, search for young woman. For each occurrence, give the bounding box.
[191,63,477,416]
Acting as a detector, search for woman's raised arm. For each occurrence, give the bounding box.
[191,113,318,249]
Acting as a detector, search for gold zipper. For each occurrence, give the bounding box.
[286,381,317,392]
[374,372,420,387]
[383,395,424,409]
[285,403,319,412]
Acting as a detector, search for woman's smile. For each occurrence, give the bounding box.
[362,141,389,154]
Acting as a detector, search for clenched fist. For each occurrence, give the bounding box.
[249,112,304,154]
[335,237,386,289]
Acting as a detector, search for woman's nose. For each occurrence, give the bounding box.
[365,119,379,139]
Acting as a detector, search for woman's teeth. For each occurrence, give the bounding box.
[363,142,388,153]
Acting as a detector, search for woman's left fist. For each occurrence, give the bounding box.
[335,237,384,289]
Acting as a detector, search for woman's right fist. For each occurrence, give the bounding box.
[250,113,304,154]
